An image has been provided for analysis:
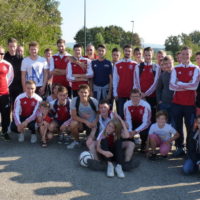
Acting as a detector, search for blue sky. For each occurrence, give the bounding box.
[58,0,200,45]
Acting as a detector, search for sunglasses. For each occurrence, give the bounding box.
[0,53,5,55]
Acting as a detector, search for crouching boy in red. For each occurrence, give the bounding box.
[11,80,42,143]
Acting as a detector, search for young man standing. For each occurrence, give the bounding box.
[67,44,93,97]
[50,39,72,97]
[11,80,42,143]
[84,44,98,60]
[21,41,48,97]
[113,45,137,118]
[170,46,200,156]
[4,38,23,105]
[111,48,121,66]
[69,84,98,149]
[91,44,113,102]
[124,89,151,152]
[134,47,160,122]
[0,46,14,140]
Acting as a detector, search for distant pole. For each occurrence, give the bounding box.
[131,20,134,46]
[84,0,87,55]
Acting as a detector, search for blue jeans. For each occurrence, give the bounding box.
[183,159,198,174]
[171,104,195,149]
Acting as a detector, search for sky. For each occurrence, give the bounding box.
[58,0,200,45]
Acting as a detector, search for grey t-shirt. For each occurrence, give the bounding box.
[70,97,98,122]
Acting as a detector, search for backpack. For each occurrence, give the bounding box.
[139,62,156,77]
[75,96,97,116]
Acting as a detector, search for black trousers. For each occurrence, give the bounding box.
[146,96,157,123]
[100,138,124,164]
[0,95,11,133]
[11,116,36,134]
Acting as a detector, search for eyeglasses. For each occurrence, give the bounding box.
[0,53,5,55]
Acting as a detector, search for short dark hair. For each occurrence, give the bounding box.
[99,99,110,106]
[57,39,65,45]
[73,44,83,49]
[133,47,143,54]
[78,84,90,91]
[144,47,153,53]
[196,51,200,56]
[44,48,52,53]
[97,44,106,49]
[112,48,120,53]
[156,110,168,120]
[123,45,132,50]
[29,41,39,49]
[57,86,68,94]
[8,38,17,44]
[181,46,192,53]
[130,88,141,95]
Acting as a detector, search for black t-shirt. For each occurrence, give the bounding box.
[4,52,23,90]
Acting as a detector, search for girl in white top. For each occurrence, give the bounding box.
[147,111,179,160]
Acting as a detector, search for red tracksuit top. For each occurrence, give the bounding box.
[0,60,14,95]
[113,58,137,98]
[170,63,200,106]
[52,55,70,87]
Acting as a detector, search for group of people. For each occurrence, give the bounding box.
[0,37,200,178]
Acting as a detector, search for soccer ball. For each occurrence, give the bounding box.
[79,151,94,167]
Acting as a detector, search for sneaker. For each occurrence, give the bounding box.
[107,162,114,177]
[115,164,125,178]
[18,133,25,142]
[58,134,64,144]
[148,153,158,161]
[134,134,141,145]
[87,159,107,171]
[67,141,80,149]
[63,135,71,145]
[173,148,185,157]
[3,133,11,141]
[30,134,37,144]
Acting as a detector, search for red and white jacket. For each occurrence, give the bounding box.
[170,63,200,106]
[134,62,161,97]
[124,99,151,132]
[50,52,71,87]
[0,59,14,95]
[113,59,137,98]
[67,57,93,90]
[13,93,42,126]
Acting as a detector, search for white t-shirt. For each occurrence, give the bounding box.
[149,123,177,142]
[21,56,48,87]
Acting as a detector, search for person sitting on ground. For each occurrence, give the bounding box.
[50,86,72,145]
[11,80,42,143]
[182,115,200,175]
[69,84,98,149]
[124,88,151,152]
[147,111,179,160]
[36,101,56,147]
[96,113,130,178]
[46,83,60,103]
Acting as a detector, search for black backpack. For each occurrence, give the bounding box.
[139,62,156,77]
[75,96,97,116]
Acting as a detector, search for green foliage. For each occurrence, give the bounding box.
[74,25,141,48]
[0,0,62,49]
[165,30,200,61]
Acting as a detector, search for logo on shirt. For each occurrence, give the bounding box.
[189,71,193,76]
[178,71,182,75]
[55,58,58,61]
[24,101,27,104]
[129,65,133,70]
[94,64,97,68]
[119,66,123,69]
[104,64,110,68]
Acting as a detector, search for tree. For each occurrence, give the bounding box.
[165,35,181,57]
[93,33,105,48]
[0,0,62,47]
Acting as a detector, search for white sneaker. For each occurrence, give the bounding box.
[107,162,114,177]
[67,141,79,149]
[30,134,37,144]
[18,133,24,142]
[115,164,125,178]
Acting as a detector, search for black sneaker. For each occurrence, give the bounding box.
[3,133,11,141]
[57,134,64,144]
[87,159,107,171]
[63,135,71,145]
[173,148,185,157]
[148,153,158,161]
